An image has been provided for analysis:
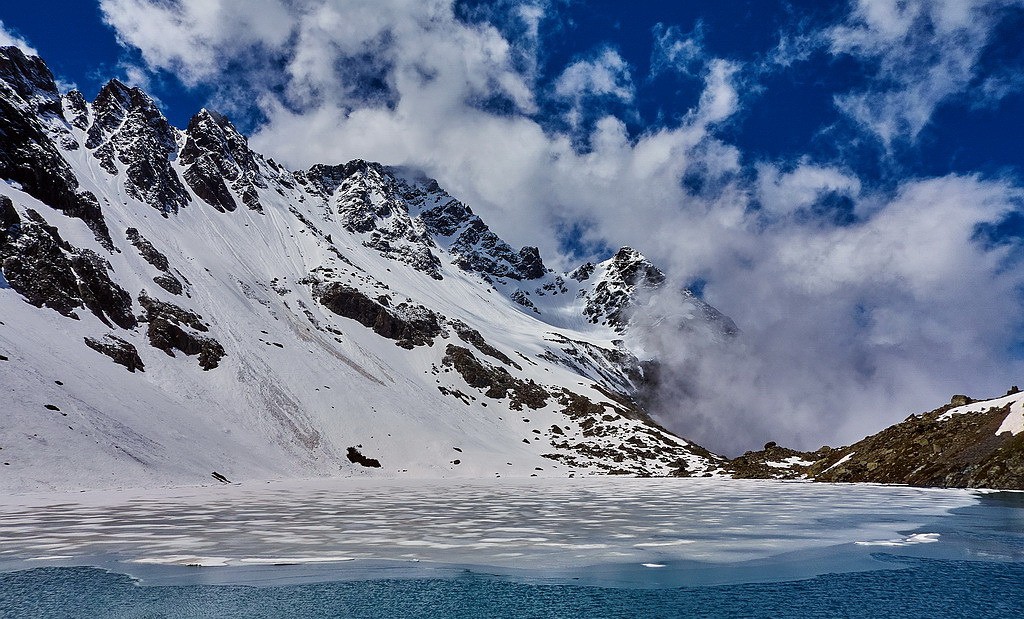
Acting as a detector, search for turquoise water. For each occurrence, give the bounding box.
[1,481,1022,618]
[2,557,1023,618]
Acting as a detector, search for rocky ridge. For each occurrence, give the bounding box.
[0,47,728,491]
[729,390,1024,489]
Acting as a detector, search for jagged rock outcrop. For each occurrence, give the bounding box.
[85,79,191,214]
[0,46,111,248]
[62,90,89,130]
[580,247,666,328]
[0,205,80,316]
[442,344,548,410]
[302,160,446,279]
[125,227,183,295]
[450,319,520,369]
[419,196,546,281]
[84,334,145,373]
[180,109,265,213]
[0,204,133,327]
[125,227,168,271]
[138,293,224,370]
[69,249,137,329]
[316,281,443,348]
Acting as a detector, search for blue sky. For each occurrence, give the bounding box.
[5,1,1022,187]
[3,1,1024,451]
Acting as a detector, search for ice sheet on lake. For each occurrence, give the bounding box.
[0,478,978,572]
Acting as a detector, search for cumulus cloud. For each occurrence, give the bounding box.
[553,48,634,128]
[828,0,1024,147]
[98,0,1024,454]
[634,174,1024,454]
[0,20,37,55]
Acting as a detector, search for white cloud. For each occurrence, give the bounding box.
[553,48,634,129]
[554,48,634,102]
[650,22,705,77]
[101,0,294,86]
[828,0,1024,147]
[634,174,1024,453]
[0,20,37,55]
[98,0,1024,455]
[756,163,861,218]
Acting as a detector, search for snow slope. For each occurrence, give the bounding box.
[938,392,1024,436]
[0,47,730,492]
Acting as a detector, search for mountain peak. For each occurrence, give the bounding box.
[85,78,190,214]
[0,45,61,116]
[574,246,666,331]
[606,246,666,288]
[180,107,265,213]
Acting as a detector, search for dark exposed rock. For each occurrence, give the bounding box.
[316,282,442,348]
[180,109,265,213]
[183,160,237,213]
[346,446,381,468]
[450,319,520,369]
[0,208,80,316]
[441,344,548,410]
[0,195,20,246]
[0,47,112,249]
[576,247,737,338]
[540,333,650,396]
[510,289,539,313]
[125,227,169,271]
[419,196,547,280]
[301,160,370,199]
[0,207,133,326]
[582,247,665,328]
[302,161,446,278]
[139,292,225,370]
[950,394,972,407]
[62,90,89,130]
[125,227,183,294]
[569,262,595,282]
[298,163,548,282]
[84,334,145,373]
[729,444,829,480]
[153,274,183,295]
[516,246,546,280]
[609,246,666,287]
[0,46,63,117]
[70,249,137,329]
[86,79,191,214]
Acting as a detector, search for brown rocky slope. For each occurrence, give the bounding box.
[729,388,1024,489]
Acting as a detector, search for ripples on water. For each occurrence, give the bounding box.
[0,479,1022,618]
[3,559,1024,619]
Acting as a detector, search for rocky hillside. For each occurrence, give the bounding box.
[0,47,733,492]
[730,389,1024,489]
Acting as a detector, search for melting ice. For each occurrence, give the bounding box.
[0,478,981,585]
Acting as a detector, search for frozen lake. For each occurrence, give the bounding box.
[1,478,1022,616]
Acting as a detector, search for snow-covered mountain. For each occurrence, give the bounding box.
[0,47,733,492]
